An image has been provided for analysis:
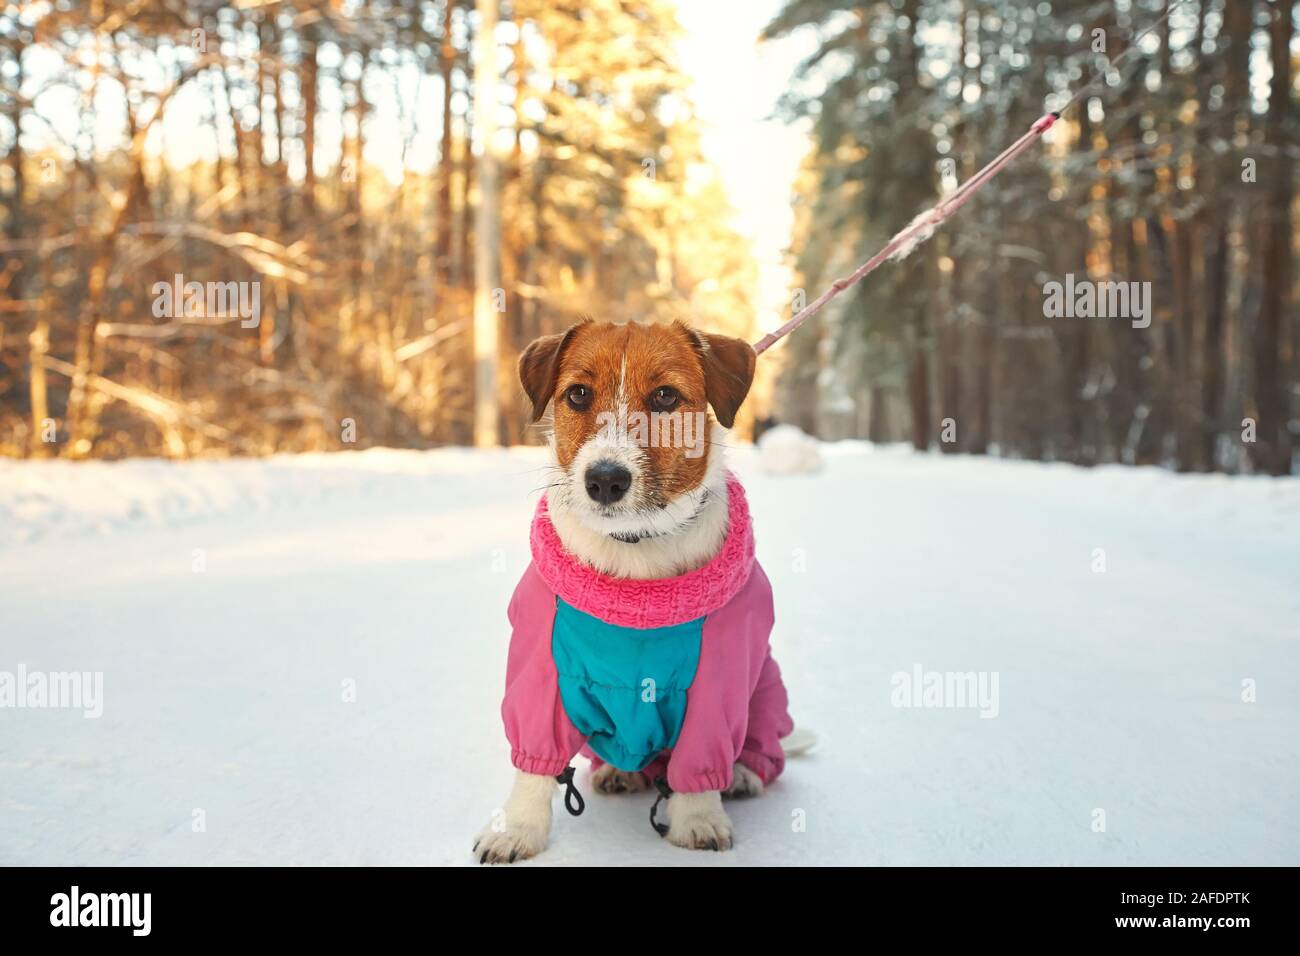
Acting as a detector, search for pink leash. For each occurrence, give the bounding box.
[751,0,1189,357]
[752,112,1057,356]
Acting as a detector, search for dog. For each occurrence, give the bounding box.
[474,318,796,863]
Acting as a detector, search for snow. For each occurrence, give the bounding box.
[757,424,824,474]
[1,443,1298,866]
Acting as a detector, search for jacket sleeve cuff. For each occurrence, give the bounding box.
[665,768,733,794]
[511,750,573,778]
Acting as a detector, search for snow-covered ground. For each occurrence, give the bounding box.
[1,443,1297,866]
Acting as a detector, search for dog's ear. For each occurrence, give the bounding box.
[683,325,757,429]
[519,323,583,422]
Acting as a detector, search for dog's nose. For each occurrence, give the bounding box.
[585,461,631,505]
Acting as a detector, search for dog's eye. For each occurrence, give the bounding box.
[650,386,680,411]
[565,384,592,410]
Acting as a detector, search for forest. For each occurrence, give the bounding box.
[772,0,1296,474]
[0,0,757,456]
[0,1,1296,475]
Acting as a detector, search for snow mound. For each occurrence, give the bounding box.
[757,424,824,475]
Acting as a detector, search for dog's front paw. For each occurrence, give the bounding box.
[666,791,734,851]
[723,762,764,798]
[473,772,556,864]
[592,763,651,794]
[473,818,547,864]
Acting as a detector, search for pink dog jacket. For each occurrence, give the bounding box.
[501,474,793,793]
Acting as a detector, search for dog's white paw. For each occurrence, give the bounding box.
[592,763,651,794]
[473,772,555,864]
[723,762,764,798]
[666,791,734,851]
[473,817,547,864]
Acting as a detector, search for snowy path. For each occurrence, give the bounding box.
[2,444,1297,866]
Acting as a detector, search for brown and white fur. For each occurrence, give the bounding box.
[474,319,760,863]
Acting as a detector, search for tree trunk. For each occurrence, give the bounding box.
[436,0,457,287]
[1202,0,1253,471]
[1253,0,1295,474]
[908,307,931,451]
[502,18,529,444]
[301,21,318,222]
[472,0,501,447]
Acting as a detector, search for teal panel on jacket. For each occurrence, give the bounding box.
[552,598,703,772]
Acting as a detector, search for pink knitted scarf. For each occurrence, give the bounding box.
[529,473,756,629]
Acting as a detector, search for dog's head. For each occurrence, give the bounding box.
[520,319,755,541]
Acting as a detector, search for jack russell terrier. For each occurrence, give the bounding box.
[474,318,797,863]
